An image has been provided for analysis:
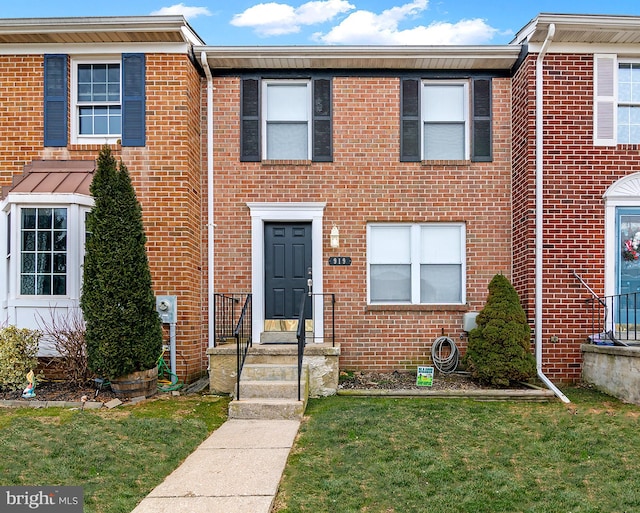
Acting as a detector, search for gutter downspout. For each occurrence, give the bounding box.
[535,24,570,403]
[201,51,215,349]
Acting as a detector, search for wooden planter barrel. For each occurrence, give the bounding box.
[110,367,158,399]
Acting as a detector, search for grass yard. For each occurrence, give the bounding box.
[0,394,229,513]
[275,387,640,513]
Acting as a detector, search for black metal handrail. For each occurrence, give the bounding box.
[234,294,252,399]
[213,293,240,347]
[296,294,307,402]
[573,271,608,338]
[594,293,637,345]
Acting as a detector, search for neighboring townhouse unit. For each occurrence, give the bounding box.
[511,14,640,383]
[3,13,640,387]
[0,17,208,381]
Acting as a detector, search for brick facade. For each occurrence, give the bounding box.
[212,75,513,372]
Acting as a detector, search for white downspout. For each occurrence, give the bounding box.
[535,24,570,403]
[201,51,215,348]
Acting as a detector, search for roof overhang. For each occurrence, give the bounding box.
[0,16,204,45]
[196,45,523,71]
[513,13,640,47]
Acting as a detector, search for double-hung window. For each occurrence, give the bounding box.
[75,62,122,140]
[368,223,466,304]
[401,77,492,162]
[240,77,332,162]
[264,80,311,160]
[422,82,468,160]
[595,54,640,146]
[44,53,146,147]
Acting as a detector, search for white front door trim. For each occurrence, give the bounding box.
[604,172,640,298]
[247,202,326,344]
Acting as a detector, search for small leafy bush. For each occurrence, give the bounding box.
[0,325,40,390]
[463,273,536,387]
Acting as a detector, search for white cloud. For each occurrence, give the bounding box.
[231,0,354,37]
[151,3,212,19]
[312,0,499,45]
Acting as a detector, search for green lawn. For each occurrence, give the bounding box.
[275,387,640,513]
[0,394,229,513]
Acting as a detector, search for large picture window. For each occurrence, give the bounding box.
[368,223,466,304]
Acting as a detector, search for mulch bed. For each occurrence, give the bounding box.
[338,370,530,391]
[0,380,119,403]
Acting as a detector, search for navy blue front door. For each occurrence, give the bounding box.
[264,222,312,320]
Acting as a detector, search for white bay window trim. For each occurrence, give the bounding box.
[1,193,93,331]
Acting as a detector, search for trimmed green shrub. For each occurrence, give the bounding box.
[80,146,163,380]
[463,273,536,387]
[0,326,40,390]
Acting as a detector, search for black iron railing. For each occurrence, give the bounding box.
[296,294,307,402]
[574,271,633,345]
[213,293,240,346]
[234,294,252,399]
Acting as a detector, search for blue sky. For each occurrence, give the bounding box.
[3,0,640,46]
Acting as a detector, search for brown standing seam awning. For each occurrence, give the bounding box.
[1,160,95,200]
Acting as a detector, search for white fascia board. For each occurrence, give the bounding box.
[0,42,191,56]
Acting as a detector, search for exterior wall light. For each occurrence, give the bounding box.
[330,225,339,248]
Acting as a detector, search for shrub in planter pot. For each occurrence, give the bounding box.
[80,146,163,397]
[463,273,536,387]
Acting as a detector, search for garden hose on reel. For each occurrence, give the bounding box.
[431,336,459,374]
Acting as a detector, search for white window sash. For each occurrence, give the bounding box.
[71,59,121,145]
[368,223,466,305]
[421,81,469,160]
[262,79,311,160]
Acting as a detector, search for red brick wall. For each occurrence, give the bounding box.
[512,53,640,383]
[212,75,513,372]
[0,53,206,382]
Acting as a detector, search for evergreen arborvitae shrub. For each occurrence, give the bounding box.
[80,146,163,380]
[463,274,536,387]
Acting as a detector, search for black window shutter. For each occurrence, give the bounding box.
[240,78,260,162]
[43,54,68,147]
[122,53,146,147]
[312,78,332,162]
[400,78,420,162]
[472,78,492,162]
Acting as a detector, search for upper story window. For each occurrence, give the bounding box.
[240,77,332,162]
[263,81,311,160]
[75,62,122,140]
[368,223,466,305]
[44,54,146,148]
[401,77,492,162]
[617,63,640,144]
[594,54,640,146]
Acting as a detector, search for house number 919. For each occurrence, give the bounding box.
[328,257,352,266]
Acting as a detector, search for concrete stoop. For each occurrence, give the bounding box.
[228,343,309,420]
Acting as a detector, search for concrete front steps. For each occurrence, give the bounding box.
[228,342,309,420]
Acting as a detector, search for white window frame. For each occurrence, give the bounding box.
[422,80,470,161]
[617,58,640,145]
[71,58,121,145]
[367,223,466,305]
[261,79,312,160]
[1,193,93,329]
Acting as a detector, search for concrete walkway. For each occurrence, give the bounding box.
[131,419,300,513]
